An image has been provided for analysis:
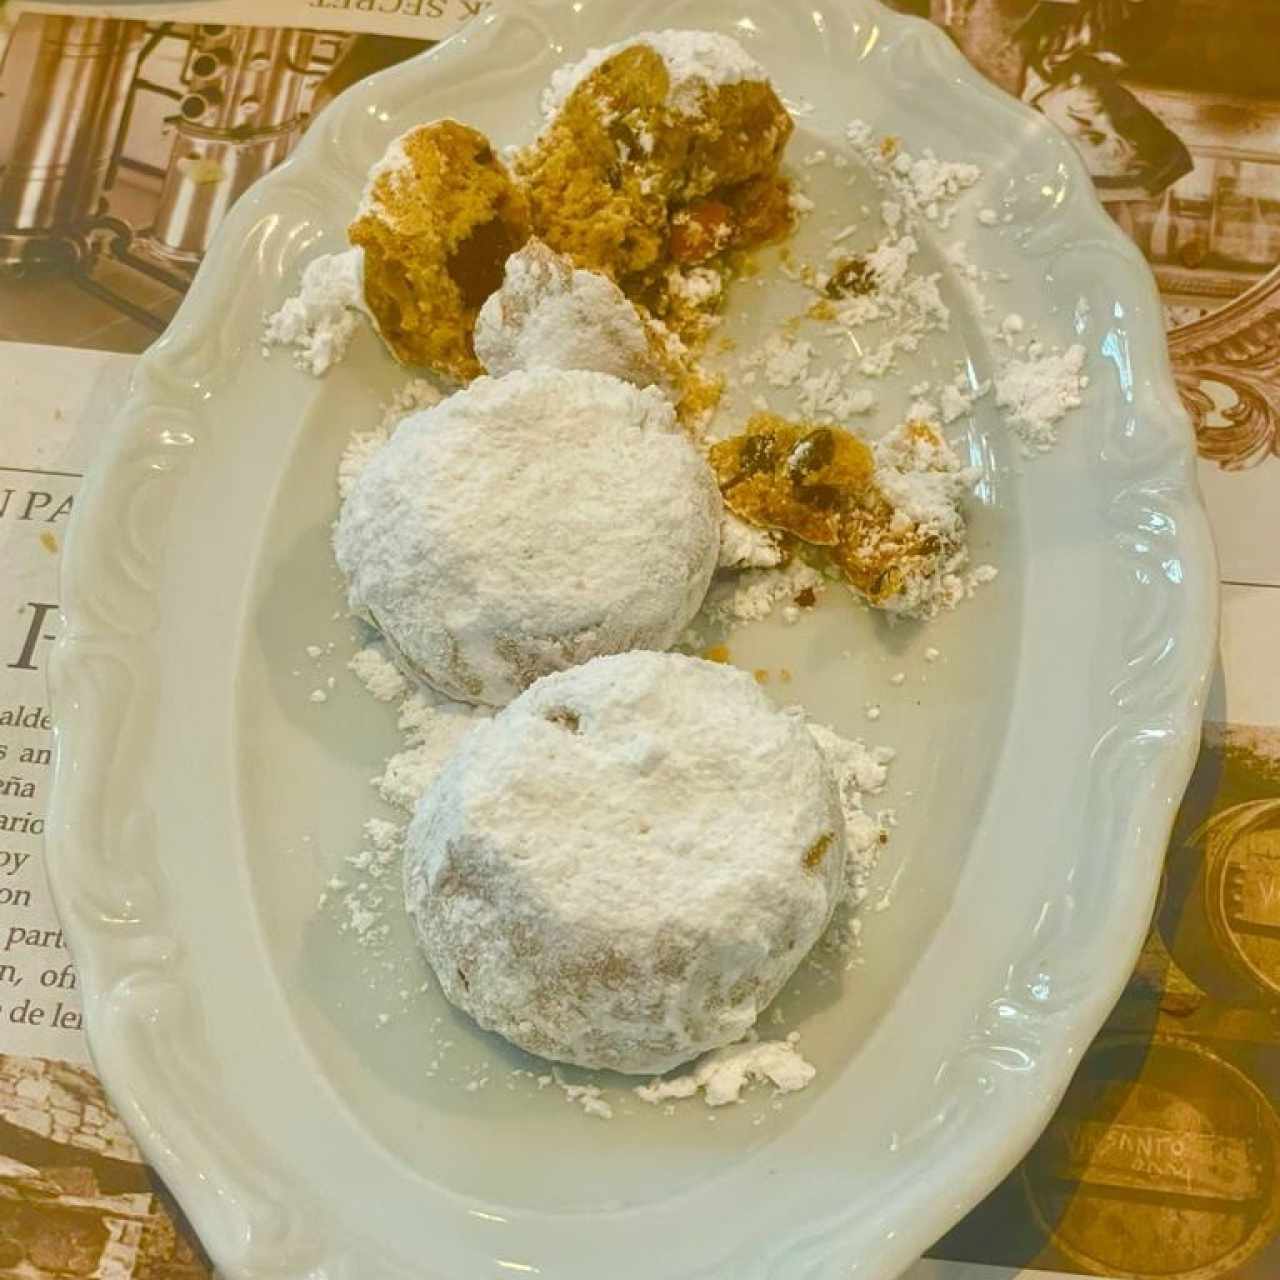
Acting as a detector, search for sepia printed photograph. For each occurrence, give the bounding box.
[887,0,1280,476]
[0,13,427,353]
[0,1054,209,1278]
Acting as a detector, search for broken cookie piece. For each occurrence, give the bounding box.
[474,238,672,390]
[350,119,530,379]
[517,32,795,351]
[710,413,876,546]
[710,413,975,617]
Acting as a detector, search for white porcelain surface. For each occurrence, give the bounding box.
[46,2,1218,1278]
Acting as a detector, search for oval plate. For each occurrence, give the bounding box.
[47,2,1218,1277]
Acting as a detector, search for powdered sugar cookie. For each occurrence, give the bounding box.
[334,368,721,706]
[404,651,847,1074]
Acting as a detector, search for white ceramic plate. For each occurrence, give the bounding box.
[47,2,1217,1277]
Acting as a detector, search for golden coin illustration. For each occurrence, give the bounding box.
[1201,801,1280,1001]
[1022,1034,1280,1280]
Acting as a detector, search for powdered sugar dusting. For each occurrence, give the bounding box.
[318,814,404,950]
[338,379,443,501]
[542,29,766,118]
[378,683,489,811]
[475,240,667,389]
[334,368,720,707]
[806,721,894,914]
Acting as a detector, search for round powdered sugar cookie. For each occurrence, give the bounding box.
[403,651,847,1074]
[334,368,720,707]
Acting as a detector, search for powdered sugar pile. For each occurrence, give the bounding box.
[706,558,826,626]
[995,342,1088,454]
[378,680,489,811]
[263,248,367,375]
[871,419,992,619]
[348,642,407,701]
[635,1033,816,1107]
[906,374,982,427]
[542,29,765,118]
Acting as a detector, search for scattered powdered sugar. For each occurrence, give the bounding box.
[319,642,489,950]
[995,343,1088,454]
[634,1033,816,1107]
[349,641,406,702]
[350,648,406,704]
[736,330,877,423]
[939,378,978,424]
[839,235,950,379]
[542,29,765,118]
[554,1073,615,1120]
[318,814,404,949]
[379,690,488,812]
[758,227,950,387]
[743,333,815,388]
[798,369,876,422]
[784,120,1088,455]
[263,248,367,375]
[845,121,981,229]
